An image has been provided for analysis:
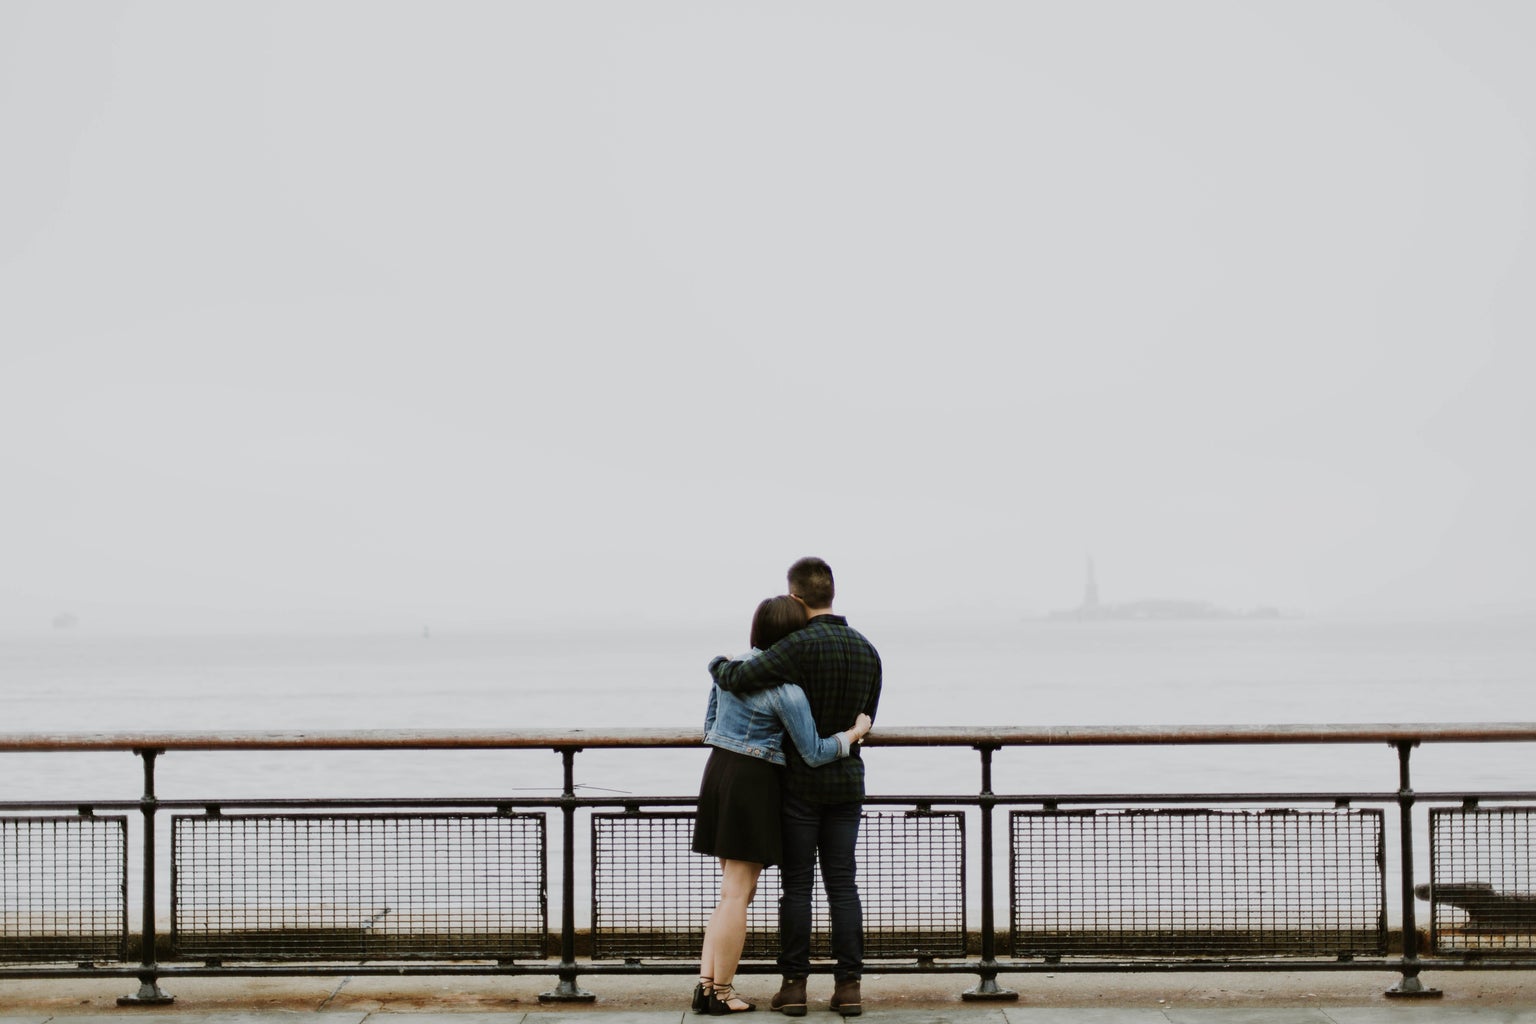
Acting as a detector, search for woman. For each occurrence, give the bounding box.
[692,595,873,1015]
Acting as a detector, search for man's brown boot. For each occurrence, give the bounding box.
[830,979,861,1017]
[769,977,806,1017]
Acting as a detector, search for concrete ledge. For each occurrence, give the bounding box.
[2,966,1536,1016]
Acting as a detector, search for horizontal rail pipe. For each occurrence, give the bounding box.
[6,722,1536,751]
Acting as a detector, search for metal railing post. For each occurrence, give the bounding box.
[118,749,173,1006]
[962,743,1016,1001]
[1386,739,1441,998]
[540,746,594,1002]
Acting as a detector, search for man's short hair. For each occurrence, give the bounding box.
[787,556,835,609]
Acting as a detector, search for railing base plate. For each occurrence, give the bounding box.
[1385,976,1442,999]
[961,979,1018,1002]
[539,979,596,1003]
[117,980,175,1006]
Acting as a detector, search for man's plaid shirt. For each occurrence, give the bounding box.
[709,614,882,805]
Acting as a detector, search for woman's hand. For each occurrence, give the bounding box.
[848,713,873,744]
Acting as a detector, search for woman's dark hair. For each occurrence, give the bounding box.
[750,595,809,650]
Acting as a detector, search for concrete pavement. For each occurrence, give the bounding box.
[4,968,1536,1022]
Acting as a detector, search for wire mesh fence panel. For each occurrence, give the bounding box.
[0,816,127,964]
[1011,808,1385,958]
[590,813,717,960]
[172,813,546,961]
[591,810,965,960]
[1429,806,1536,956]
[853,810,966,958]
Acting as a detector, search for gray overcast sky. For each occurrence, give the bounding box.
[2,2,1533,631]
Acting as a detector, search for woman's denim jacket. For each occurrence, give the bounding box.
[704,648,851,767]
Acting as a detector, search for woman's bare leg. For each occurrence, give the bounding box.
[700,858,762,1009]
[696,895,716,1009]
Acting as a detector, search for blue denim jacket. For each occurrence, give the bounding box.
[704,649,851,767]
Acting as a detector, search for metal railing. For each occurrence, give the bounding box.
[4,724,1536,1005]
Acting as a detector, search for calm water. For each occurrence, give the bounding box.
[4,616,1534,926]
[4,616,1534,795]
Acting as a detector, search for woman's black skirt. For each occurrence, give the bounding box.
[692,746,783,866]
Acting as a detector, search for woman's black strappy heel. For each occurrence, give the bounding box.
[692,979,713,1014]
[708,983,756,1015]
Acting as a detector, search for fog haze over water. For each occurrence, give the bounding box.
[2,3,1535,636]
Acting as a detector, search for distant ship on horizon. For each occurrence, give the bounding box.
[1048,558,1286,622]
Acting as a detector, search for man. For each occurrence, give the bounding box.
[708,557,882,1017]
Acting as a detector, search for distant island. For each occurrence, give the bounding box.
[1048,559,1288,621]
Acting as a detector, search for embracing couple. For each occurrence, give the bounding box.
[691,557,883,1017]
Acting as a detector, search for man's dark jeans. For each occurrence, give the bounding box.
[778,792,863,982]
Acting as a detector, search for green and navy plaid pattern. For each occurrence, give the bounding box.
[709,614,882,804]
